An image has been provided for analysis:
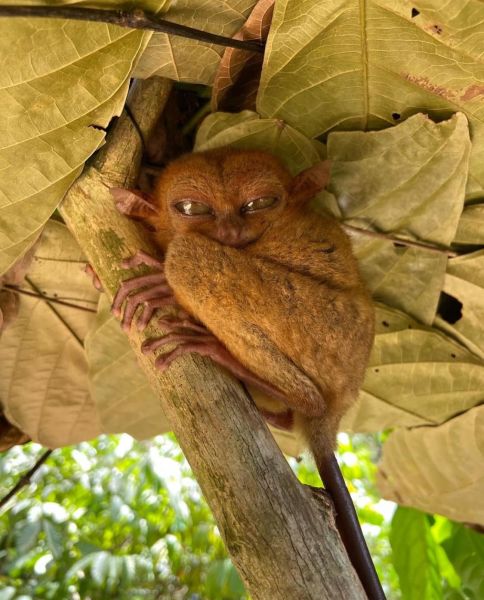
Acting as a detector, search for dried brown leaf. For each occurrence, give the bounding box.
[212,0,274,112]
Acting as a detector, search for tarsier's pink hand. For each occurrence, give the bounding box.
[85,264,104,292]
[112,250,178,331]
[113,252,290,411]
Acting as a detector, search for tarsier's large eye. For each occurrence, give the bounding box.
[241,196,279,213]
[174,200,213,216]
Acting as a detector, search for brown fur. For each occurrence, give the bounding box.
[149,148,374,460]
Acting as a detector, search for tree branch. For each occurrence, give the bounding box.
[0,450,52,511]
[0,5,264,53]
[59,77,365,599]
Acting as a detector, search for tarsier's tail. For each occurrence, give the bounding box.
[317,453,386,600]
[304,415,386,600]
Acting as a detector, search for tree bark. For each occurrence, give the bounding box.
[59,77,366,600]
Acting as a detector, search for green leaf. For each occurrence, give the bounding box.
[444,524,484,600]
[91,551,110,586]
[226,562,245,597]
[15,519,41,554]
[0,18,149,274]
[134,0,256,84]
[121,554,137,584]
[257,0,484,198]
[343,304,484,432]
[106,555,123,591]
[0,221,101,447]
[378,405,484,525]
[435,250,484,360]
[85,296,170,440]
[390,507,442,600]
[205,559,229,598]
[0,588,16,600]
[43,519,63,559]
[454,205,484,245]
[327,112,470,324]
[195,110,325,174]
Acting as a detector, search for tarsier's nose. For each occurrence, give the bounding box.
[216,216,247,247]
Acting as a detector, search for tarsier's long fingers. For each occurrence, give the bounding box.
[142,332,214,355]
[112,272,168,317]
[121,284,174,331]
[120,250,165,270]
[154,343,205,372]
[136,300,186,331]
[145,332,291,406]
[157,315,209,335]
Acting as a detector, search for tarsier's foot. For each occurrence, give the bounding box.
[112,250,178,331]
[142,315,223,371]
[143,315,291,405]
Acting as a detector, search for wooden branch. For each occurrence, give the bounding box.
[59,77,366,599]
[0,5,264,53]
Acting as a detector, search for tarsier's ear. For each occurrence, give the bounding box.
[289,160,332,203]
[110,188,159,229]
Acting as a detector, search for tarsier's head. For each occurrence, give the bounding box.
[110,148,331,249]
[153,149,331,248]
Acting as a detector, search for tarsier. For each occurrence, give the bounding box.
[111,148,383,599]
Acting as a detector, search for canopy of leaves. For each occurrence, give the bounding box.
[133,0,257,83]
[378,405,484,526]
[0,222,101,447]
[391,508,484,600]
[0,0,483,554]
[257,0,484,199]
[0,433,404,599]
[0,436,245,599]
[0,7,154,275]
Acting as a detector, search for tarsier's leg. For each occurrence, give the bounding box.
[165,235,327,419]
[141,314,294,405]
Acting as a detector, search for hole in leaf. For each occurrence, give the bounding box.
[392,112,401,120]
[411,8,420,17]
[374,368,380,373]
[451,353,456,359]
[382,320,390,328]
[437,292,463,324]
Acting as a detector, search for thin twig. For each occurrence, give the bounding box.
[0,450,53,511]
[342,223,458,258]
[4,284,97,313]
[0,6,264,53]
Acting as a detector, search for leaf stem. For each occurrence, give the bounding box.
[342,224,458,258]
[4,284,97,313]
[0,5,264,53]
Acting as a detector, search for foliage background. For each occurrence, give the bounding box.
[1,0,484,598]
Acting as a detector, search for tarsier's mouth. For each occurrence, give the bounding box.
[259,408,294,431]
